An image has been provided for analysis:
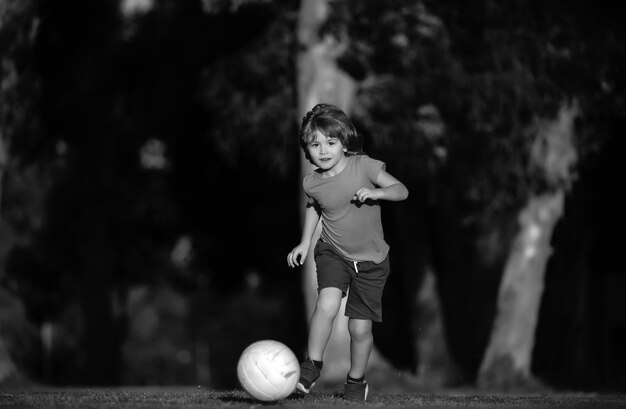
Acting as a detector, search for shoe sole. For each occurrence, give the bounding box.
[296,381,315,394]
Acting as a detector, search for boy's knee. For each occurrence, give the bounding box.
[314,298,341,319]
[314,302,340,319]
[315,288,342,317]
[348,320,372,340]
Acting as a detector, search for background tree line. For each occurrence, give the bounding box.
[0,0,624,392]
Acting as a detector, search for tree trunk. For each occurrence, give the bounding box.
[478,102,579,390]
[478,192,564,389]
[296,0,391,383]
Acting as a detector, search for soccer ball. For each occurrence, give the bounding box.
[237,339,300,401]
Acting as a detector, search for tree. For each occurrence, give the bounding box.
[477,102,579,389]
[430,0,624,388]
[421,0,624,389]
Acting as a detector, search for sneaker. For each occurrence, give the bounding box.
[343,381,368,402]
[296,359,321,394]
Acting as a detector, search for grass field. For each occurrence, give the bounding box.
[1,387,625,409]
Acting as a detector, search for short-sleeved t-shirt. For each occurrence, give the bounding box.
[303,155,389,263]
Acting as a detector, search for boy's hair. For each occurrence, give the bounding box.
[299,104,363,160]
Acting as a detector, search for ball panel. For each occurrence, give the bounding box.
[242,363,277,401]
[239,354,282,401]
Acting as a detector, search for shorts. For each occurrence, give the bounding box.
[314,239,390,322]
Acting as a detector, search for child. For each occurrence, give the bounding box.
[287,103,409,401]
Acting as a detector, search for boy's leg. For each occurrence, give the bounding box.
[342,255,389,400]
[308,287,343,360]
[344,318,372,402]
[347,318,373,379]
[297,287,343,394]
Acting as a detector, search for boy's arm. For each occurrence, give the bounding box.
[354,169,409,203]
[287,204,321,267]
[299,204,321,245]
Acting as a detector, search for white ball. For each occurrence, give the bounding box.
[237,339,300,401]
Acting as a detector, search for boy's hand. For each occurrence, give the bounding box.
[287,243,309,268]
[353,187,380,203]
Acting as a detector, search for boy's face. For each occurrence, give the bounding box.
[306,131,347,173]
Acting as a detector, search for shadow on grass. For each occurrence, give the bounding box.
[216,389,341,405]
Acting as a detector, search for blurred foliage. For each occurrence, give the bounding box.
[1,0,304,385]
[331,0,625,226]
